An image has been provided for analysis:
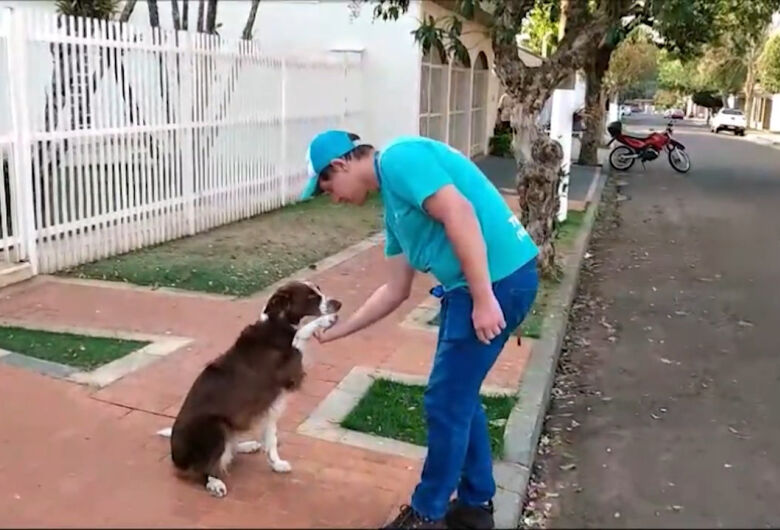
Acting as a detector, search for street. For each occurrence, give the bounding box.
[526,114,780,528]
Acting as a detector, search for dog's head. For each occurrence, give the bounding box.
[263,281,341,325]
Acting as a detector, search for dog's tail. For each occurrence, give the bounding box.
[156,427,173,438]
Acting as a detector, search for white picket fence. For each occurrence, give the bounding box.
[0,7,363,274]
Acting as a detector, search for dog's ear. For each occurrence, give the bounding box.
[264,289,291,320]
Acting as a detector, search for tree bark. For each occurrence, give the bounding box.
[171,0,181,30]
[147,0,160,27]
[119,0,138,22]
[181,0,189,30]
[197,0,205,32]
[205,0,218,33]
[578,44,612,166]
[241,0,261,40]
[744,61,756,128]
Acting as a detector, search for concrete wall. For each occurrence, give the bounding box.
[770,94,780,133]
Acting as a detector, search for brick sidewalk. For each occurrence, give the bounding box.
[0,241,532,527]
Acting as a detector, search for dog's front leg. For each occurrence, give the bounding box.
[263,396,291,473]
[292,314,337,352]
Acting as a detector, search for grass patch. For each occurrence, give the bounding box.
[341,378,516,458]
[555,210,585,248]
[60,194,383,297]
[0,326,149,370]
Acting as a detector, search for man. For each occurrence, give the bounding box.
[300,130,539,529]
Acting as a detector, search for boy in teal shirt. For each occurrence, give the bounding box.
[302,130,539,529]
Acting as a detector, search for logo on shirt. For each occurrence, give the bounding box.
[507,214,528,240]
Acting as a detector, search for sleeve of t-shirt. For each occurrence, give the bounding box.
[380,143,453,211]
[384,217,402,257]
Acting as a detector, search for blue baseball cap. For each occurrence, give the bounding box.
[300,130,362,200]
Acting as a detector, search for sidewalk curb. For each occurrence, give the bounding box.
[494,166,607,528]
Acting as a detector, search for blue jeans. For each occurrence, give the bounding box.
[410,259,539,520]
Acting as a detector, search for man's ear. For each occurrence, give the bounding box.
[264,290,290,319]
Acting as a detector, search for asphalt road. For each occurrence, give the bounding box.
[526,114,780,528]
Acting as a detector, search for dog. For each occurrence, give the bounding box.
[156,280,340,498]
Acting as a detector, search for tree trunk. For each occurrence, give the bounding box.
[147,0,160,27]
[578,45,612,166]
[197,0,205,32]
[171,0,181,30]
[511,101,563,279]
[241,0,261,40]
[205,0,218,33]
[181,0,189,30]
[119,0,138,22]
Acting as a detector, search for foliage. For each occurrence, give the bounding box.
[520,0,560,57]
[604,29,658,96]
[488,132,513,158]
[759,34,780,93]
[54,0,120,19]
[654,88,683,109]
[692,90,724,110]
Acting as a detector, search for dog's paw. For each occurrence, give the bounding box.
[206,476,227,498]
[271,459,292,473]
[236,441,263,454]
[316,313,338,330]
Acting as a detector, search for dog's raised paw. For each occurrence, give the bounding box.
[317,313,338,329]
[206,476,227,497]
[271,459,292,473]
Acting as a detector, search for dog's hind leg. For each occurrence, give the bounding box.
[263,396,291,473]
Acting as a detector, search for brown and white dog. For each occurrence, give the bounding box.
[156,280,340,497]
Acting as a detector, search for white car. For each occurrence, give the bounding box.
[711,108,746,136]
[620,105,632,117]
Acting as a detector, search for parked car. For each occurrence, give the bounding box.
[711,108,746,136]
[620,104,633,117]
[663,108,684,119]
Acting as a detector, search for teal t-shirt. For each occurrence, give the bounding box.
[377,135,538,291]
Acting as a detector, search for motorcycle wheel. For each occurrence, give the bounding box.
[668,146,691,173]
[609,146,635,171]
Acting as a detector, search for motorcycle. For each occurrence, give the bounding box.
[606,120,691,173]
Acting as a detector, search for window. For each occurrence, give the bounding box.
[470,52,489,156]
[447,54,471,155]
[419,48,448,142]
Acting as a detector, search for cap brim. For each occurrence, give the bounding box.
[299,175,321,200]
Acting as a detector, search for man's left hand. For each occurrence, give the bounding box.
[472,292,506,344]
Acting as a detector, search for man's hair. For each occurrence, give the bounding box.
[319,133,374,181]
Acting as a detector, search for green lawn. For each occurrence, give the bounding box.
[341,378,516,458]
[60,194,383,297]
[0,326,149,370]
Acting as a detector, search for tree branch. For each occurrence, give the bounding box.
[197,0,205,32]
[171,0,181,30]
[119,0,137,22]
[241,0,261,40]
[181,0,188,30]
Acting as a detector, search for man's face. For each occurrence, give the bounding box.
[319,159,369,205]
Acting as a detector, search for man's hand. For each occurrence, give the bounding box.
[313,257,415,344]
[472,292,506,344]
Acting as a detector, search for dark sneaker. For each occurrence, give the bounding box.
[383,505,446,529]
[444,499,495,529]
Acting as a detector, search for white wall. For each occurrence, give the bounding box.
[124,0,423,149]
[770,94,780,133]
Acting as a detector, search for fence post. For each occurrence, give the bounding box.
[5,8,38,274]
[179,29,195,235]
[280,57,288,205]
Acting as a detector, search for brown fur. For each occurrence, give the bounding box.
[167,281,339,488]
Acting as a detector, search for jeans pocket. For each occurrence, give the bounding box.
[439,289,476,343]
[507,285,539,331]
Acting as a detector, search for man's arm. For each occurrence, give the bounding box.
[423,184,506,344]
[317,256,415,343]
